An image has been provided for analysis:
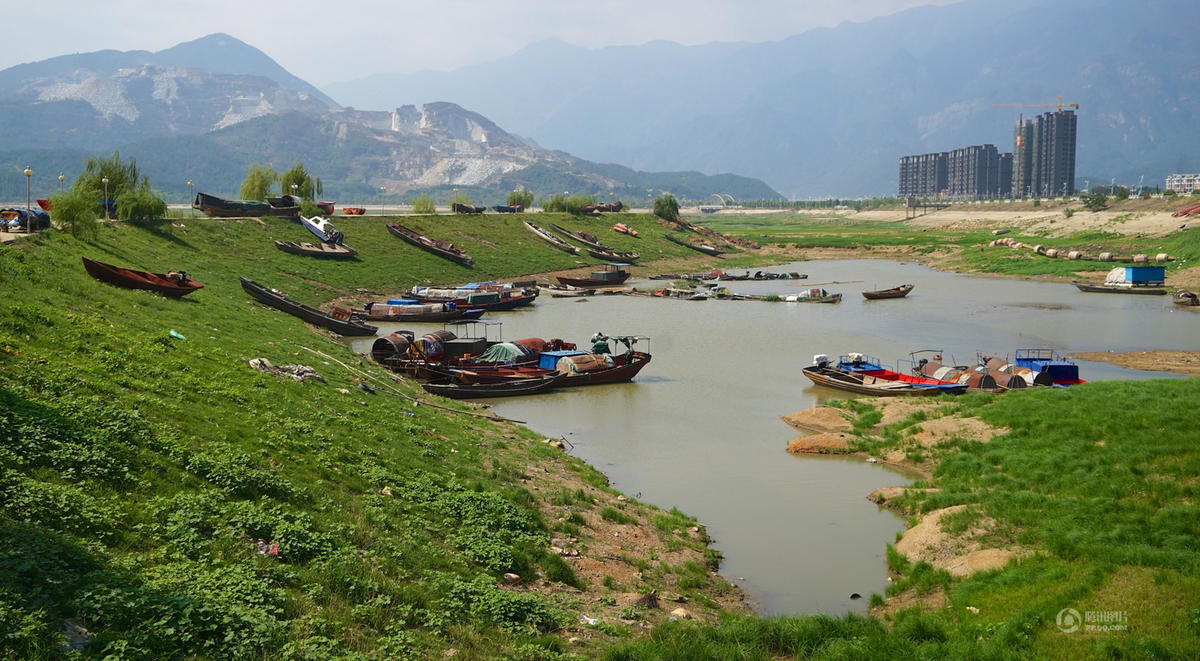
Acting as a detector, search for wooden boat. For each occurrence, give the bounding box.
[587,247,641,262]
[862,283,914,300]
[193,192,299,218]
[239,277,378,336]
[556,263,631,288]
[421,372,565,399]
[802,365,965,396]
[452,203,487,214]
[784,288,842,304]
[664,233,723,256]
[491,204,523,213]
[1174,290,1199,306]
[36,199,51,212]
[550,223,613,250]
[613,223,639,237]
[360,301,485,322]
[387,223,474,267]
[539,284,596,298]
[316,201,335,215]
[524,221,579,254]
[342,207,366,215]
[274,240,358,259]
[1073,282,1166,295]
[299,215,344,244]
[82,257,204,297]
[410,285,538,311]
[454,349,652,387]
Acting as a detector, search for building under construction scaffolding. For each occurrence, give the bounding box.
[1016,109,1077,198]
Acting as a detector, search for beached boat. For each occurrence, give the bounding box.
[524,221,579,254]
[587,247,641,262]
[193,192,299,218]
[274,240,357,259]
[803,353,967,396]
[421,372,566,399]
[613,223,639,237]
[862,283,914,300]
[36,199,51,212]
[387,223,474,267]
[663,233,723,256]
[82,257,204,297]
[712,270,806,281]
[556,263,631,288]
[1174,290,1199,306]
[550,223,612,250]
[342,207,366,215]
[982,355,1055,387]
[410,284,538,311]
[360,300,484,322]
[1013,348,1085,385]
[538,284,595,298]
[1073,266,1167,295]
[784,288,842,304]
[2,208,51,232]
[299,215,344,244]
[454,346,652,387]
[239,277,378,336]
[316,201,335,215]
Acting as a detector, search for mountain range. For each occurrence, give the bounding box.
[0,35,775,204]
[327,0,1200,198]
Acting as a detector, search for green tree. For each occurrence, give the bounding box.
[652,194,680,221]
[1082,189,1108,211]
[412,194,436,214]
[449,191,472,206]
[239,165,278,201]
[115,187,167,223]
[567,194,596,214]
[47,189,99,238]
[280,163,316,201]
[541,194,567,212]
[506,188,534,209]
[74,150,143,199]
[1114,186,1130,201]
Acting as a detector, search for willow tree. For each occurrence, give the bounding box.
[239,165,278,201]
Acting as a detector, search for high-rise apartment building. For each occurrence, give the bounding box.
[1011,117,1035,198]
[1033,109,1077,197]
[898,152,948,198]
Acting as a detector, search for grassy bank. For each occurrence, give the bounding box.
[607,382,1200,659]
[0,214,742,660]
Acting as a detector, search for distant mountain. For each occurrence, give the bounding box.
[0,34,777,204]
[326,0,1200,197]
[0,33,335,152]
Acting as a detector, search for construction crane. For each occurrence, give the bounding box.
[993,95,1080,112]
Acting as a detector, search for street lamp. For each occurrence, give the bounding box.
[187,180,194,217]
[58,172,65,193]
[23,166,32,213]
[380,186,386,216]
[102,177,109,219]
[291,183,298,200]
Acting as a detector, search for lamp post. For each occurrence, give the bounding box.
[380,186,386,216]
[102,177,109,219]
[23,166,32,213]
[58,172,65,193]
[563,191,568,213]
[291,183,298,200]
[187,180,194,217]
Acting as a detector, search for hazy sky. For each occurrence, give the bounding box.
[3,1,957,86]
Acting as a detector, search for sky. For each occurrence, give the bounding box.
[2,0,957,87]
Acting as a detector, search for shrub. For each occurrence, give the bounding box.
[412,194,436,214]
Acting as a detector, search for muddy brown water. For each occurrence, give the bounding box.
[353,259,1196,614]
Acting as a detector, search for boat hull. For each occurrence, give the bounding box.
[862,284,914,300]
[1073,282,1166,295]
[802,365,966,396]
[82,257,203,297]
[387,223,474,267]
[274,240,357,259]
[422,373,564,399]
[240,277,377,336]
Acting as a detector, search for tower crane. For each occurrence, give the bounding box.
[992,95,1080,112]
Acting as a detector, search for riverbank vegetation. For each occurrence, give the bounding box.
[4,207,1199,658]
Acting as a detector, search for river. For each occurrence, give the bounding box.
[353,259,1196,615]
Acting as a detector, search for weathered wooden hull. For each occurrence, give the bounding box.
[862,284,914,299]
[802,365,965,396]
[387,223,474,267]
[1072,282,1166,295]
[82,257,203,297]
[421,373,564,399]
[239,277,377,336]
[525,221,579,254]
[274,240,357,259]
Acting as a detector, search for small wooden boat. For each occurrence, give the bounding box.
[714,270,806,281]
[524,221,579,254]
[342,207,366,216]
[36,199,51,212]
[785,288,842,304]
[454,349,652,387]
[421,372,565,399]
[550,223,612,250]
[587,247,641,262]
[862,283,914,300]
[274,240,358,259]
[1174,290,1199,306]
[613,223,639,237]
[299,215,344,244]
[82,257,203,297]
[1013,348,1085,385]
[491,204,522,213]
[539,284,596,298]
[410,285,538,311]
[1072,282,1166,295]
[360,301,484,322]
[387,223,474,267]
[664,233,723,256]
[316,201,335,215]
[193,192,299,218]
[239,277,378,336]
[802,365,965,396]
[556,263,631,288]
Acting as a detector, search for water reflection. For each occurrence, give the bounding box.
[350,259,1195,615]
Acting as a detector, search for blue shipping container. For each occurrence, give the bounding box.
[538,350,587,370]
